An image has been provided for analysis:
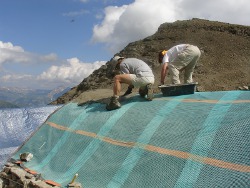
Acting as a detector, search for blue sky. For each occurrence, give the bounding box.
[0,0,249,90]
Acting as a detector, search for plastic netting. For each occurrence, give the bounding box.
[12,91,250,187]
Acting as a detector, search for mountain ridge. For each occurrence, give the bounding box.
[0,86,70,108]
[0,100,19,108]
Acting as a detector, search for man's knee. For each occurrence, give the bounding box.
[114,75,121,82]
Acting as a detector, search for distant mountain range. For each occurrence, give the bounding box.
[0,100,19,108]
[0,86,71,108]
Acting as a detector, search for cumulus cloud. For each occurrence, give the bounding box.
[0,41,25,65]
[91,0,179,52]
[0,41,24,52]
[0,41,58,65]
[0,41,106,89]
[178,0,250,25]
[92,0,250,53]
[38,58,106,85]
[40,53,58,62]
[92,5,128,43]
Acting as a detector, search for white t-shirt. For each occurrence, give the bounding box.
[162,44,188,64]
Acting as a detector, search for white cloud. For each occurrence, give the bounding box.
[91,0,180,52]
[0,41,24,52]
[177,0,250,25]
[0,41,106,89]
[92,5,128,43]
[0,41,26,65]
[0,41,59,65]
[41,53,58,62]
[37,58,106,85]
[92,0,250,53]
[0,58,106,89]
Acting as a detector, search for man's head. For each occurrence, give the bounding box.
[112,55,125,69]
[113,55,124,62]
[158,50,167,64]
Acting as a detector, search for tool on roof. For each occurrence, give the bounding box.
[70,173,79,184]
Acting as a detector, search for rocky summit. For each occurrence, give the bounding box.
[51,18,250,105]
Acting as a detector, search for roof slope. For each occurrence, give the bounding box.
[12,91,250,187]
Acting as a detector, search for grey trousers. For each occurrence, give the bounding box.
[168,45,201,84]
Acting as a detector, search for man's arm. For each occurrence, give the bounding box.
[161,63,168,85]
[120,63,129,74]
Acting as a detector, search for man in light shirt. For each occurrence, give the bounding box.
[158,44,201,85]
[106,56,155,111]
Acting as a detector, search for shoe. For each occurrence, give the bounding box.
[106,96,121,111]
[146,84,154,101]
[139,87,147,98]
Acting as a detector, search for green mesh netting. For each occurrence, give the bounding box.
[13,91,250,187]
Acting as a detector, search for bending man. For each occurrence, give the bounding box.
[158,44,201,85]
[106,56,155,111]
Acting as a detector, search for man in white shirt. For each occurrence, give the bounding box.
[158,44,201,85]
[106,56,155,111]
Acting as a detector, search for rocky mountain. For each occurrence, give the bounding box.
[47,86,71,101]
[0,86,70,108]
[51,18,250,105]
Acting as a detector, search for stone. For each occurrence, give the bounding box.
[68,182,83,188]
[4,163,14,168]
[0,178,3,188]
[3,167,11,174]
[10,167,26,180]
[29,179,52,188]
[20,152,33,162]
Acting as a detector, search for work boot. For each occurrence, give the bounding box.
[146,84,154,101]
[139,87,147,98]
[106,96,121,111]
